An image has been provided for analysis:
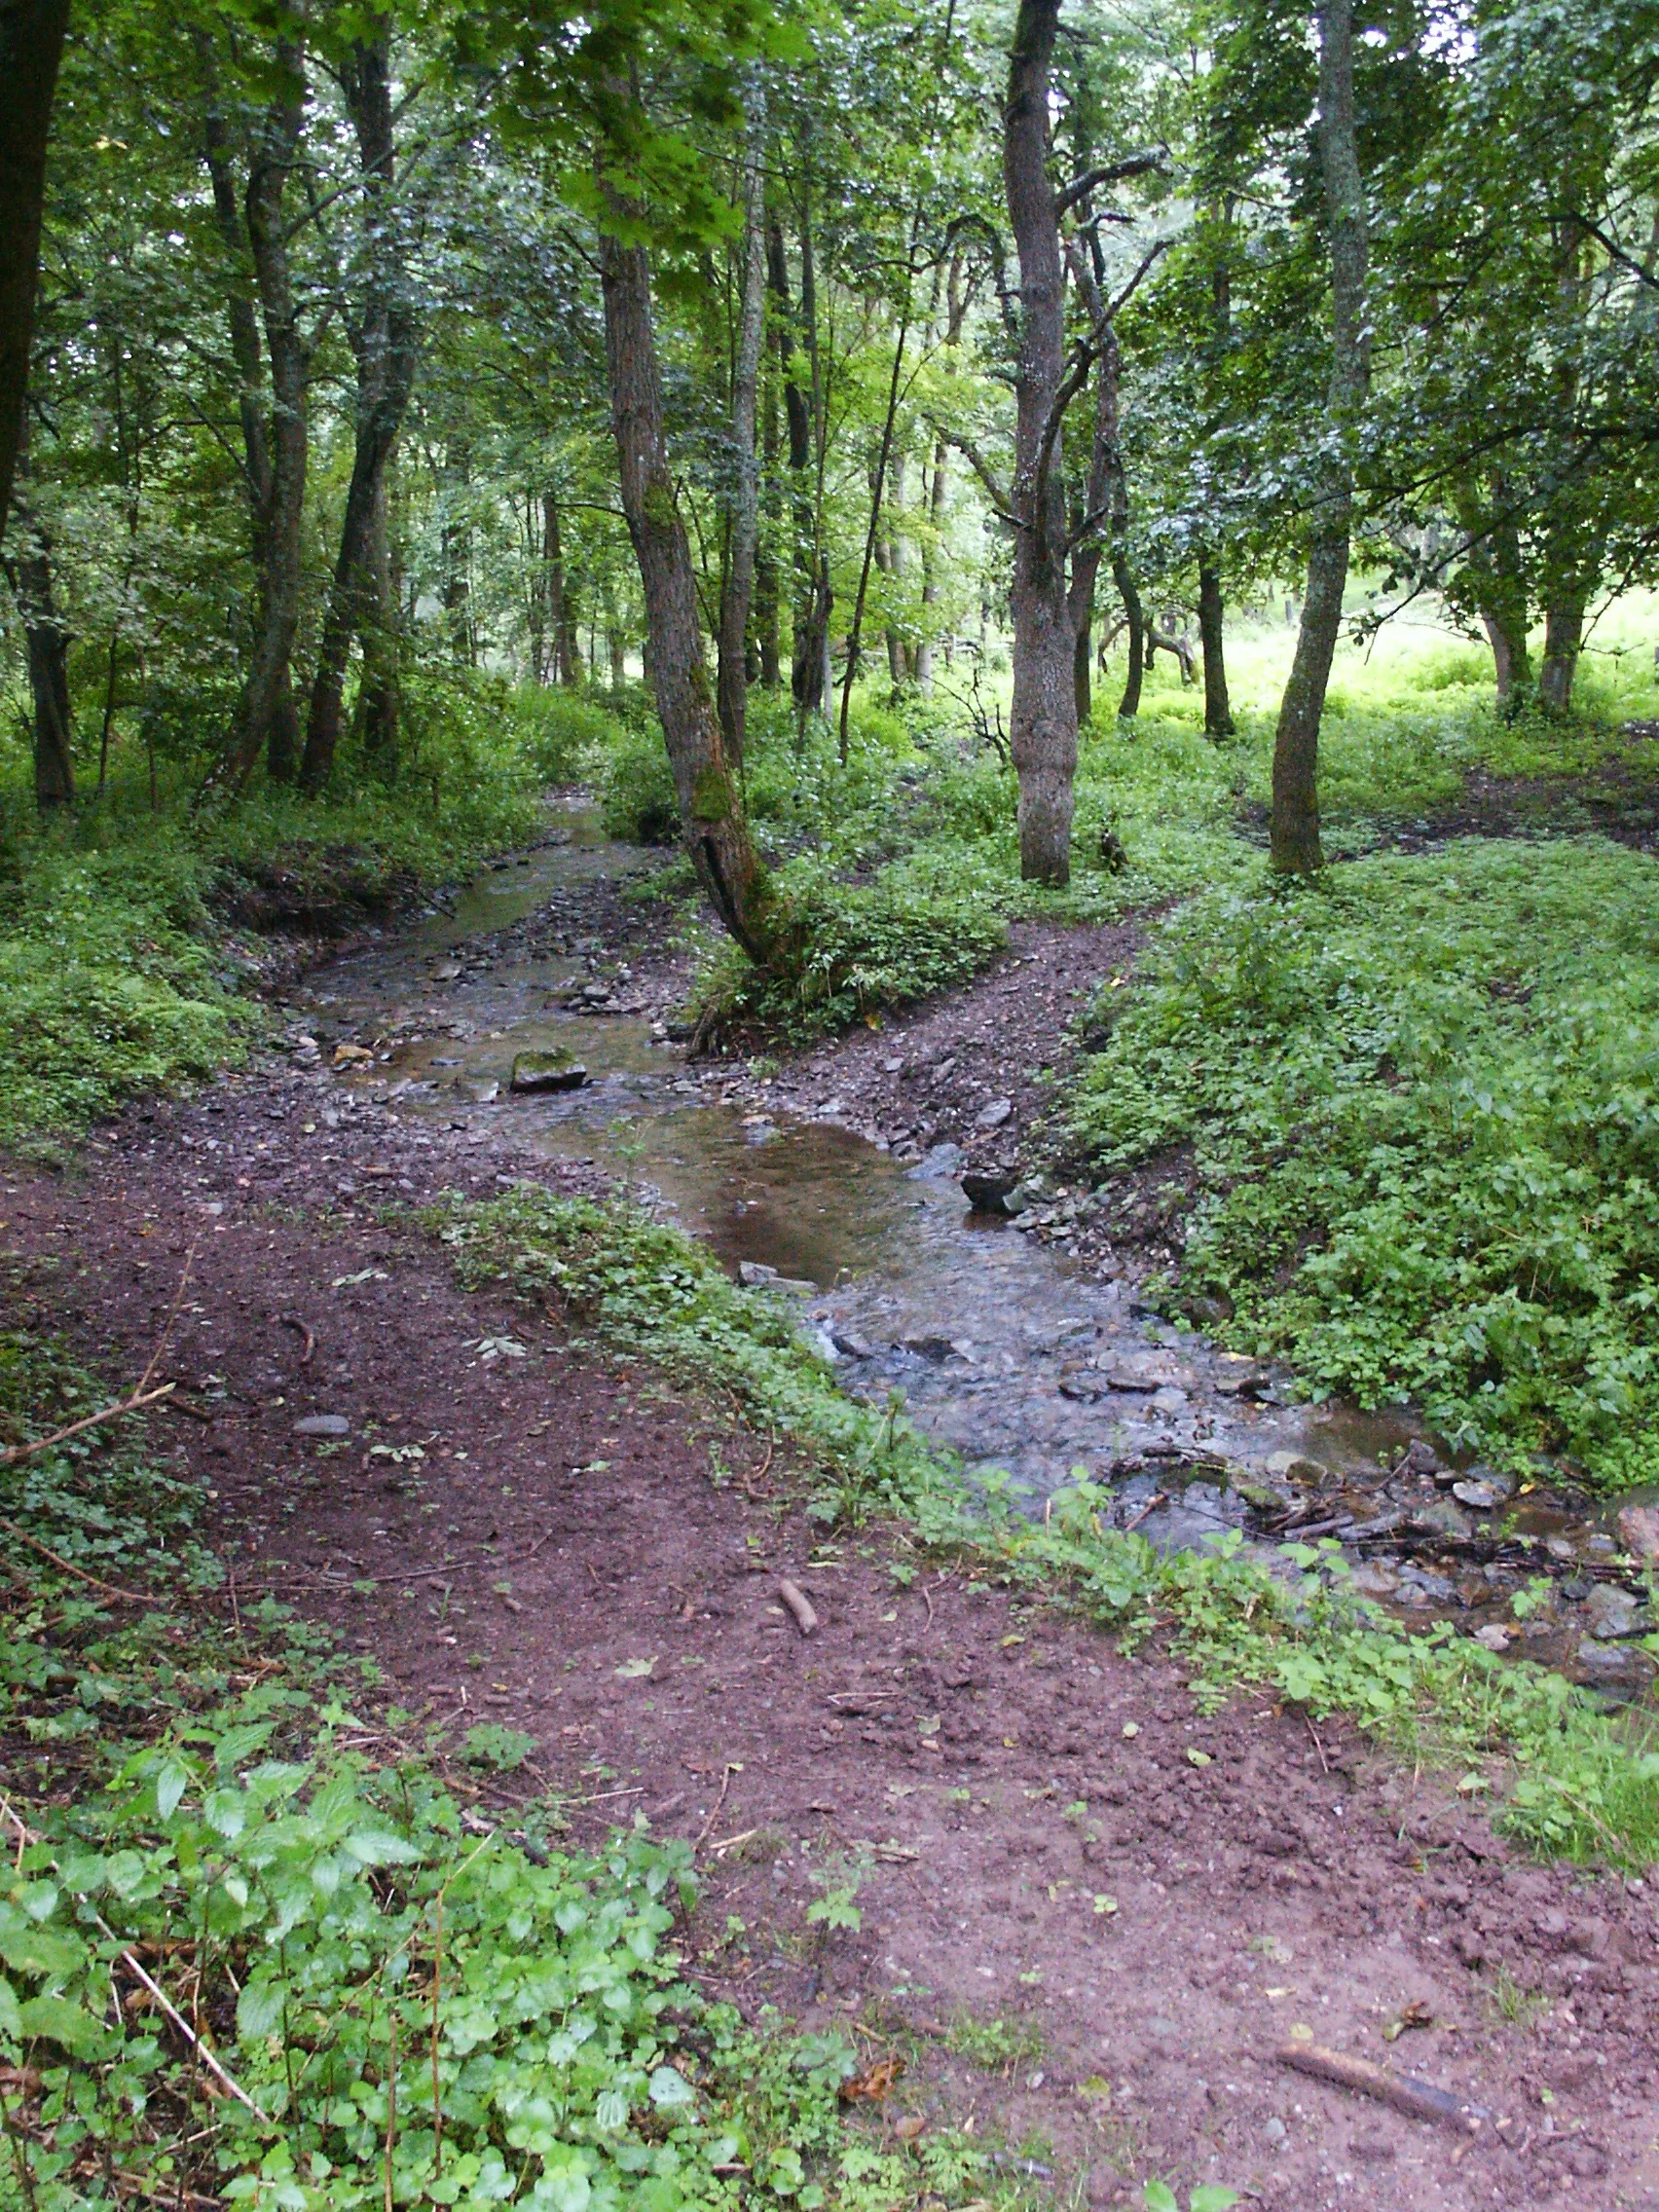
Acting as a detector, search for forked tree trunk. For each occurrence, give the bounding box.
[599,215,774,962]
[301,24,418,792]
[1270,0,1369,873]
[716,87,767,765]
[1454,481,1530,713]
[768,217,830,715]
[1003,0,1077,885]
[0,0,69,541]
[1198,563,1234,736]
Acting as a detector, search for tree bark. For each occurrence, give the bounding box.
[1454,481,1530,712]
[599,212,774,962]
[769,214,830,716]
[716,86,767,765]
[539,487,576,685]
[4,427,73,807]
[756,351,781,686]
[204,61,308,793]
[1270,0,1369,874]
[838,283,911,760]
[1198,563,1234,736]
[301,24,418,792]
[1538,594,1584,715]
[0,0,68,542]
[1003,0,1077,885]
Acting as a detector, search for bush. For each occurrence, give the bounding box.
[601,722,680,844]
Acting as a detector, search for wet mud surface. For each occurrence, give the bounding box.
[5,796,1659,2206]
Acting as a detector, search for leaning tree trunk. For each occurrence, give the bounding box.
[0,0,69,542]
[1198,563,1234,736]
[716,86,767,766]
[301,24,419,793]
[1270,0,1369,874]
[599,216,774,962]
[1003,0,1077,885]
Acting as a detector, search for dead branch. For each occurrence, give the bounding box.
[1277,2042,1484,2132]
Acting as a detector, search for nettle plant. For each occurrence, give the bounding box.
[0,1730,918,2210]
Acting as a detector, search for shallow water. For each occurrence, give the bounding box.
[283,803,1655,1702]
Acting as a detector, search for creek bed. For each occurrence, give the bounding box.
[273,800,1657,1709]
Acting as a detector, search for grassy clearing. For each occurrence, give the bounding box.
[423,1185,1659,1872]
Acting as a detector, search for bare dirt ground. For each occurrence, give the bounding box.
[5,1036,1658,2210]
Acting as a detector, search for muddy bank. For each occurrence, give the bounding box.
[4,1083,1659,2210]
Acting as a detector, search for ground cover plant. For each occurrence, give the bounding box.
[0,1330,1011,2211]
[1066,833,1659,1489]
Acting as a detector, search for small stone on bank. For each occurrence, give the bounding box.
[975,1096,1014,1129]
[292,1414,350,1438]
[510,1050,588,1094]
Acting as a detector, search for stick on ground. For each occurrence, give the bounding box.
[1277,2041,1484,2133]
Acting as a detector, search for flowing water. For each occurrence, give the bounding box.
[279,801,1656,1706]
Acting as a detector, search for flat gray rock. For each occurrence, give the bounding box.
[292,1414,350,1438]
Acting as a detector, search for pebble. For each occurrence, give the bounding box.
[292,1414,350,1438]
[976,1096,1014,1129]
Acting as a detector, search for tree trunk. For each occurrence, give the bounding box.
[716,86,766,765]
[599,212,774,961]
[5,430,74,807]
[838,286,912,760]
[207,68,308,793]
[1538,595,1584,716]
[1198,563,1234,736]
[301,23,418,793]
[0,0,69,542]
[1270,0,1369,874]
[357,474,400,762]
[769,215,830,717]
[540,489,573,685]
[756,356,781,686]
[1003,0,1077,885]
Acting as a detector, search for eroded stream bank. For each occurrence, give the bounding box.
[269,799,1656,1705]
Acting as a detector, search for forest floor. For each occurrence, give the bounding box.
[4,815,1659,2210]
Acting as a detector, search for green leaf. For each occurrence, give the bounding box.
[155,1757,190,1822]
[647,2064,694,2108]
[1190,2191,1240,2212]
[0,1975,22,2041]
[341,1831,422,1866]
[18,1993,103,2057]
[237,1978,284,2040]
[1143,2185,1179,2212]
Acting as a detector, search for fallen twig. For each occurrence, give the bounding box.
[0,1382,176,1471]
[777,1579,819,1638]
[278,1314,316,1366]
[102,1920,272,2121]
[0,1520,158,1607]
[1277,2041,1483,2133]
[694,1762,742,1850]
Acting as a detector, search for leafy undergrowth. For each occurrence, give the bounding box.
[0,1333,1002,2211]
[1067,836,1659,1488]
[422,1187,1659,1871]
[0,675,613,1151]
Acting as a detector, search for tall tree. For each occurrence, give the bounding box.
[1270,0,1369,875]
[0,0,69,537]
[1003,0,1078,885]
[599,203,774,959]
[715,81,767,765]
[301,22,420,791]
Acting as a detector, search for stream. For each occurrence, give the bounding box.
[276,800,1657,1709]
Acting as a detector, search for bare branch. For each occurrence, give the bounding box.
[1055,151,1166,219]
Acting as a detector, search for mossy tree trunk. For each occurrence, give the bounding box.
[599,212,774,963]
[1004,0,1078,885]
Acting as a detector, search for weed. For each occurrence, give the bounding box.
[943,2012,1046,2076]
